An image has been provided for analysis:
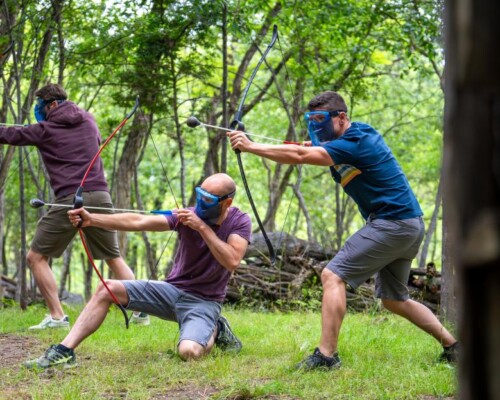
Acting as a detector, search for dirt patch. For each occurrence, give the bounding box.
[149,388,299,400]
[0,334,46,400]
[0,333,43,368]
[149,386,219,399]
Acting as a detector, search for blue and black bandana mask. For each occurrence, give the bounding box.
[304,110,342,146]
[195,186,235,225]
[34,98,49,122]
[34,97,65,122]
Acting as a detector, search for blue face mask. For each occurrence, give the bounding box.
[34,97,49,122]
[34,98,65,122]
[194,186,235,225]
[304,110,342,146]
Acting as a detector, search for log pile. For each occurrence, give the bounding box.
[0,274,17,306]
[227,233,443,312]
[1,274,83,306]
[1,233,443,313]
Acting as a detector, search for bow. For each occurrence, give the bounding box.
[230,25,278,266]
[74,97,139,329]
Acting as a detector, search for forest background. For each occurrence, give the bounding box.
[0,0,448,310]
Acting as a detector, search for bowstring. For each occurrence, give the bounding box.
[252,27,304,261]
[132,107,181,312]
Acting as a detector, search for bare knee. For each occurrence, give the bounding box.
[26,250,47,269]
[94,280,126,304]
[321,268,344,288]
[382,298,406,314]
[178,340,206,361]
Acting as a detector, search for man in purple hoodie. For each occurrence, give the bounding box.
[0,83,148,329]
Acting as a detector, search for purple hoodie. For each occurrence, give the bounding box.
[0,101,109,197]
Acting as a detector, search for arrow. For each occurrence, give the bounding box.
[29,198,175,215]
[0,123,27,127]
[186,116,310,146]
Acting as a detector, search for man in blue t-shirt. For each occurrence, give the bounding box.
[24,173,251,370]
[228,91,458,370]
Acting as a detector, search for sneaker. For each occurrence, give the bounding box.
[215,315,242,353]
[131,312,150,326]
[439,342,459,363]
[295,347,342,371]
[23,344,76,370]
[28,315,70,330]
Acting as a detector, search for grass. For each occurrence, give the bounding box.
[0,304,457,399]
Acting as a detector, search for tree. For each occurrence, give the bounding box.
[444,0,500,398]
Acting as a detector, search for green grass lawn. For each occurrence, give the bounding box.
[0,305,457,399]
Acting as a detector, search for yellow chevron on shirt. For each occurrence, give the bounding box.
[334,164,362,187]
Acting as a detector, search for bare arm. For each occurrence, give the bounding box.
[175,209,248,272]
[198,227,248,272]
[68,208,171,232]
[69,208,248,271]
[227,131,335,166]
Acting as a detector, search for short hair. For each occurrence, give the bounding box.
[35,83,68,102]
[307,91,348,113]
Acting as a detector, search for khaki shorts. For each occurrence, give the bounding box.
[31,191,121,259]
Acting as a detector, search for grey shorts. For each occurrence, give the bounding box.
[326,216,424,301]
[30,191,121,259]
[123,280,222,347]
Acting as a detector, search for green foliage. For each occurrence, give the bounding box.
[0,0,446,290]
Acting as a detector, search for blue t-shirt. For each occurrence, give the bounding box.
[322,122,423,220]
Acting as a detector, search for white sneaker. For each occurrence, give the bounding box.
[29,315,70,330]
[131,312,150,326]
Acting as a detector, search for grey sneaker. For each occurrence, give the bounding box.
[215,315,242,353]
[131,312,150,326]
[296,347,342,371]
[23,345,76,370]
[29,315,70,330]
[439,342,459,363]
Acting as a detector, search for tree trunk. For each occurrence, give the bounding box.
[133,166,157,279]
[444,1,500,399]
[114,110,149,256]
[420,175,442,269]
[17,148,27,309]
[59,242,72,298]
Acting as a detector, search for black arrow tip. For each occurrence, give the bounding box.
[186,116,201,128]
[30,198,45,208]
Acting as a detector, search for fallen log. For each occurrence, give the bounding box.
[246,232,335,261]
[227,233,444,312]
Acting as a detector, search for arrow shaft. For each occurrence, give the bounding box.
[0,123,25,127]
[38,202,173,215]
[197,121,284,143]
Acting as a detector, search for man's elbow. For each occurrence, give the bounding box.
[227,259,243,272]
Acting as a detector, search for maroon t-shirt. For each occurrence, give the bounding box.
[165,207,251,302]
[0,101,108,197]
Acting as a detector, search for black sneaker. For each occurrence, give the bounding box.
[23,344,76,370]
[439,342,459,363]
[215,315,242,353]
[296,347,342,371]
